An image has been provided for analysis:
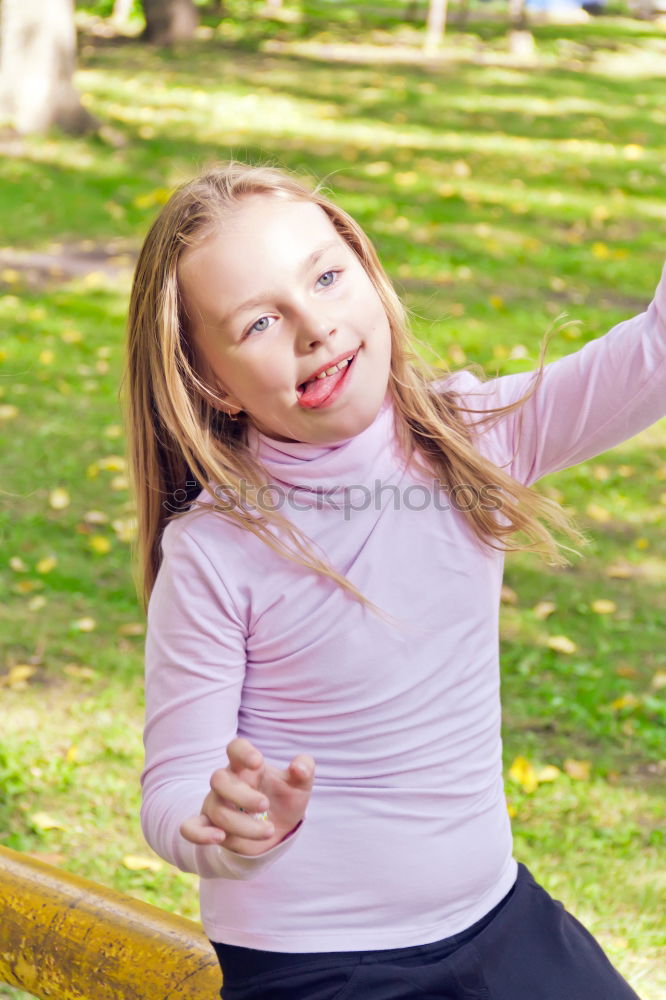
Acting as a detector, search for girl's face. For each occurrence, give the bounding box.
[178,195,392,444]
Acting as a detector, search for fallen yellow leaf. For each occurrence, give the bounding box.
[14,580,43,595]
[635,537,649,550]
[36,556,57,574]
[605,563,634,579]
[117,622,145,637]
[536,765,561,783]
[591,242,610,260]
[63,663,97,679]
[500,585,518,605]
[564,759,591,780]
[30,812,67,832]
[0,404,19,420]
[9,556,27,572]
[49,488,70,510]
[586,503,611,523]
[111,517,137,543]
[650,671,666,691]
[73,617,96,632]
[0,664,36,688]
[365,161,391,177]
[609,693,640,712]
[65,745,79,763]
[547,635,578,655]
[88,535,112,555]
[132,187,172,210]
[533,600,556,620]
[83,510,109,525]
[122,855,163,872]
[591,599,617,615]
[60,328,83,344]
[509,756,538,794]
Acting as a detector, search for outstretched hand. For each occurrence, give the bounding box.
[180,737,315,856]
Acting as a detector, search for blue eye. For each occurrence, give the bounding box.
[317,270,338,288]
[249,316,272,335]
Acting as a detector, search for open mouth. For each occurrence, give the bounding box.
[296,349,358,400]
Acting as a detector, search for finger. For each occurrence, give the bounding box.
[205,801,275,840]
[180,814,226,846]
[286,755,316,786]
[227,737,263,772]
[209,769,270,814]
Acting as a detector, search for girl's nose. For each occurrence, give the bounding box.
[295,306,336,345]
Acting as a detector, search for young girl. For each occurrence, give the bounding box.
[125,161,665,1000]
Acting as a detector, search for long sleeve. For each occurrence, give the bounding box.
[448,262,666,485]
[140,517,303,880]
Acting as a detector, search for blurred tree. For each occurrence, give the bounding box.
[0,0,97,134]
[424,0,448,49]
[509,0,529,29]
[112,0,135,21]
[141,0,199,43]
[507,0,535,58]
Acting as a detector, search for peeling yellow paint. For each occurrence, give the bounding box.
[0,846,222,999]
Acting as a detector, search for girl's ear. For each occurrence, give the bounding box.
[205,380,244,419]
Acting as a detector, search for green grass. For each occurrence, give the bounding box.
[1,5,665,998]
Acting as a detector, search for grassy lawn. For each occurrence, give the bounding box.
[1,4,665,997]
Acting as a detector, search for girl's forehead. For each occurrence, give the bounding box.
[219,194,340,242]
[180,197,346,282]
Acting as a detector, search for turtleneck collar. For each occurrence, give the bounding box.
[245,391,398,494]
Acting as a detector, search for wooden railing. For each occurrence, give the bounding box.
[0,846,222,999]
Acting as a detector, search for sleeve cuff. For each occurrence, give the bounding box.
[197,819,305,880]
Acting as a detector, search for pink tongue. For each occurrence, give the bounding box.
[299,367,346,408]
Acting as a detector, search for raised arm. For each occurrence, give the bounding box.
[141,517,304,880]
[448,261,666,486]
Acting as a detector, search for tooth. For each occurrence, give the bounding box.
[306,355,355,385]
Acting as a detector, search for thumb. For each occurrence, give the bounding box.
[285,755,315,788]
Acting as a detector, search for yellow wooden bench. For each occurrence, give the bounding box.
[0,845,222,999]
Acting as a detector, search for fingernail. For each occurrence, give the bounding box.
[259,798,270,811]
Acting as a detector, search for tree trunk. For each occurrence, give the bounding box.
[424,0,448,51]
[112,0,135,23]
[0,0,97,135]
[141,0,199,44]
[509,0,528,30]
[457,0,471,29]
[508,0,534,58]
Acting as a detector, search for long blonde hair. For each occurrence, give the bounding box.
[122,161,586,618]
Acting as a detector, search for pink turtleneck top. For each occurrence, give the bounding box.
[141,264,666,951]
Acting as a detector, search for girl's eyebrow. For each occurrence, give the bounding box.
[219,239,342,327]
